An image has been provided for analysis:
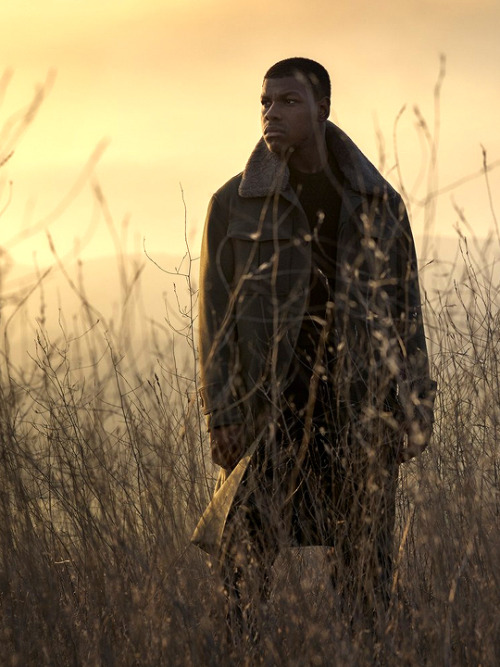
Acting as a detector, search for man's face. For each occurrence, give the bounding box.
[260,76,327,158]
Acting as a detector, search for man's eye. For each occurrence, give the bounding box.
[285,99,297,105]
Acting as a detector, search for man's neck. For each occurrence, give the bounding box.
[286,133,328,174]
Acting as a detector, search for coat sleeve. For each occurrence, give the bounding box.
[198,193,244,430]
[394,198,437,424]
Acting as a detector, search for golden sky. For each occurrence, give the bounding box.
[1,0,499,269]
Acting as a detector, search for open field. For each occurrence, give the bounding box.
[0,228,499,665]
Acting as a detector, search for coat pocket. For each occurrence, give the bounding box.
[228,218,297,296]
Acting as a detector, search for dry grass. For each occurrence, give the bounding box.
[1,221,499,667]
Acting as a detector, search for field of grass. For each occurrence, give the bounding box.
[1,78,499,666]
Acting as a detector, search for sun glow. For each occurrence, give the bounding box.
[1,0,498,269]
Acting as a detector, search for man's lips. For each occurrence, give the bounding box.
[264,126,286,137]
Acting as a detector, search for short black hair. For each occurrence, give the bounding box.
[264,58,331,101]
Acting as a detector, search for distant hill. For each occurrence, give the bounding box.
[3,250,194,319]
[1,251,198,374]
[1,234,498,373]
[415,232,500,302]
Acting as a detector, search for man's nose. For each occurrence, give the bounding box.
[264,101,280,119]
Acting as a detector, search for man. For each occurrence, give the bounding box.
[197,57,435,641]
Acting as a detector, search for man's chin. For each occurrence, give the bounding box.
[263,137,290,158]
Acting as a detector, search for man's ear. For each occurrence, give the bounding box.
[318,97,330,122]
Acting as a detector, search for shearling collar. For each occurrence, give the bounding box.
[238,121,394,199]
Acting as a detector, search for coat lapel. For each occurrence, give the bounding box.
[238,121,396,200]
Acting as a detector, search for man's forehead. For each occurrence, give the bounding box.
[261,76,310,96]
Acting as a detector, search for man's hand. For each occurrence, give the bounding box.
[396,405,434,464]
[396,380,437,464]
[210,424,246,470]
